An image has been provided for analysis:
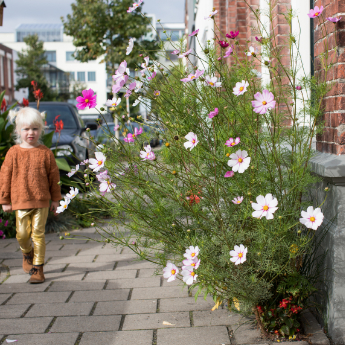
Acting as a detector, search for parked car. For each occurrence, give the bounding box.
[28,102,97,164]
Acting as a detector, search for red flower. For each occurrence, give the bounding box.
[218,40,229,48]
[31,80,37,87]
[290,305,302,314]
[270,308,275,316]
[274,330,279,335]
[189,194,200,205]
[53,115,64,133]
[279,299,289,309]
[34,89,43,100]
[257,306,263,313]
[22,98,29,107]
[226,31,239,39]
[1,98,6,112]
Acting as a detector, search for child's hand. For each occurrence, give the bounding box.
[50,201,59,215]
[2,204,12,213]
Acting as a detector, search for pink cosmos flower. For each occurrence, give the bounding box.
[133,127,143,137]
[126,38,134,55]
[184,246,199,260]
[230,244,247,265]
[89,152,106,172]
[208,108,219,119]
[189,29,199,36]
[67,164,79,178]
[204,10,218,20]
[225,137,240,147]
[96,170,116,195]
[124,82,136,98]
[307,6,323,18]
[182,268,198,285]
[327,17,341,23]
[246,46,257,57]
[148,72,156,80]
[218,40,229,48]
[226,31,239,39]
[223,45,233,58]
[105,97,121,108]
[140,145,155,160]
[252,194,278,220]
[205,75,222,87]
[224,171,234,178]
[140,56,149,76]
[114,125,120,131]
[112,77,128,94]
[182,258,200,270]
[112,61,127,80]
[232,196,243,204]
[124,133,135,143]
[227,149,251,173]
[252,90,276,114]
[80,159,89,166]
[178,49,192,58]
[171,49,180,55]
[127,0,143,13]
[163,262,179,282]
[153,90,160,97]
[300,206,324,230]
[184,132,199,150]
[76,89,97,110]
[180,69,204,82]
[233,80,249,96]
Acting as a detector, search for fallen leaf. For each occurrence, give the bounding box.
[6,340,18,343]
[162,321,175,326]
[211,297,222,311]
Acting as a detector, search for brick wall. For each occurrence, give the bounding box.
[314,0,345,154]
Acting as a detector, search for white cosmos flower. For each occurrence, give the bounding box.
[205,75,222,87]
[126,38,134,55]
[182,258,200,270]
[247,46,256,57]
[182,268,198,285]
[251,193,278,220]
[227,150,250,173]
[66,187,79,200]
[67,164,79,178]
[135,81,143,93]
[163,262,179,282]
[56,197,71,214]
[140,145,155,161]
[105,97,121,107]
[183,246,200,260]
[300,206,324,230]
[89,152,106,172]
[133,96,142,107]
[184,132,199,151]
[232,196,243,204]
[233,80,249,96]
[230,244,247,265]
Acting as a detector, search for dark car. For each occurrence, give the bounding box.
[28,102,97,164]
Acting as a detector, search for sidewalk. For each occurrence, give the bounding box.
[0,225,309,345]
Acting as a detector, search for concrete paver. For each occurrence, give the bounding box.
[7,291,71,304]
[94,300,157,315]
[159,297,214,312]
[193,309,242,327]
[0,293,11,304]
[70,289,130,302]
[79,330,153,345]
[131,286,189,300]
[0,282,50,293]
[106,277,161,289]
[0,304,31,318]
[48,281,105,292]
[0,317,52,334]
[5,333,79,345]
[25,302,94,317]
[84,269,137,280]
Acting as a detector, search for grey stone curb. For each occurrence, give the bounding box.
[301,310,330,345]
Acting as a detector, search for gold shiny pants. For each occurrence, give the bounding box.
[15,208,49,266]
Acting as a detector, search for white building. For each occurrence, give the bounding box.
[0,24,107,115]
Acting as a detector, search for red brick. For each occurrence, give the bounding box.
[333,144,345,155]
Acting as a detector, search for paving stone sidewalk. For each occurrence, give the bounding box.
[0,226,309,345]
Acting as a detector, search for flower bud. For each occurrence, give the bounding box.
[174,135,179,140]
[59,236,64,240]
[247,192,251,195]
[91,223,95,226]
[157,19,161,22]
[172,170,177,175]
[100,107,105,111]
[86,183,90,186]
[172,223,176,227]
[65,232,70,236]
[86,128,90,132]
[204,48,209,54]
[325,187,329,191]
[165,142,170,147]
[226,153,230,157]
[296,85,302,90]
[57,181,62,185]
[106,238,111,243]
[84,174,87,178]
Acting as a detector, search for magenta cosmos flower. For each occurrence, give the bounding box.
[224,171,234,178]
[218,40,229,48]
[181,69,204,82]
[225,137,240,147]
[227,149,250,173]
[189,29,199,37]
[308,5,323,18]
[208,108,219,119]
[327,16,341,23]
[148,72,156,80]
[124,133,135,143]
[76,89,97,110]
[233,80,249,96]
[226,31,239,39]
[127,0,143,13]
[252,90,276,114]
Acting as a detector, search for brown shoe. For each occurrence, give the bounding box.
[29,265,45,284]
[22,249,34,274]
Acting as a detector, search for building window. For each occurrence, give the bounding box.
[45,51,56,63]
[88,71,96,82]
[66,51,75,62]
[7,59,12,88]
[0,56,3,86]
[159,30,181,41]
[171,31,180,41]
[68,72,75,81]
[159,30,168,41]
[77,72,85,82]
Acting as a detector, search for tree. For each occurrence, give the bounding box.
[15,35,57,101]
[62,0,159,76]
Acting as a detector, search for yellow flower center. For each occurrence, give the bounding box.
[209,82,214,86]
[251,52,255,56]
[239,87,244,91]
[231,143,235,146]
[238,158,243,163]
[191,76,196,79]
[192,140,195,144]
[191,253,195,257]
[112,103,116,106]
[237,200,241,203]
[191,271,196,276]
[63,205,67,208]
[310,216,315,222]
[191,263,196,267]
[98,160,102,165]
[315,12,319,16]
[171,269,176,275]
[238,253,243,258]
[107,181,110,185]
[263,205,269,211]
[85,99,89,103]
[134,3,139,7]
[155,92,159,96]
[262,101,267,105]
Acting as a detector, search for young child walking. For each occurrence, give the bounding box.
[0,107,61,283]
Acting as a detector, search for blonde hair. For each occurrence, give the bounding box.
[8,107,46,144]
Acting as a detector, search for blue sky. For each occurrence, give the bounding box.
[0,0,185,32]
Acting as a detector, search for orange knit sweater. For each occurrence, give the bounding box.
[0,145,62,210]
